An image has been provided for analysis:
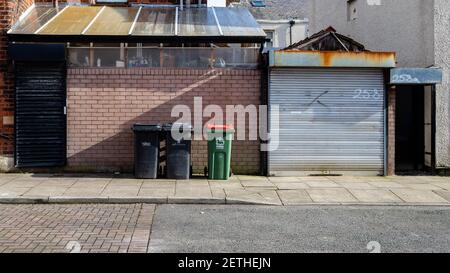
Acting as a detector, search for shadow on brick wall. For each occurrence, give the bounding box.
[65,68,261,175]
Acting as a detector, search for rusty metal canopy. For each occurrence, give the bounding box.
[8,5,267,43]
[269,50,396,68]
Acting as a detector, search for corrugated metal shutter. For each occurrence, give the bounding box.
[15,62,67,167]
[269,68,385,175]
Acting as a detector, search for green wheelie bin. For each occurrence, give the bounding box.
[206,124,235,180]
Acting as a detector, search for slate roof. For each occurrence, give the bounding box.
[286,26,367,51]
[232,0,307,21]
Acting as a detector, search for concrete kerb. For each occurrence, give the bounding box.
[168,196,226,204]
[0,197,449,206]
[225,197,281,206]
[0,197,49,204]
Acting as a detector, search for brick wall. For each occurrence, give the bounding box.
[0,0,35,156]
[387,86,396,176]
[67,68,261,175]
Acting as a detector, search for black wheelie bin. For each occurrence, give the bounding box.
[163,123,192,180]
[132,124,162,179]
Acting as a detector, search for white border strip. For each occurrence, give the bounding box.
[212,7,223,36]
[81,6,106,35]
[34,5,69,34]
[175,7,179,36]
[128,6,142,35]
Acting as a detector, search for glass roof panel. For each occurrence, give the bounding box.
[214,7,266,37]
[38,6,102,35]
[85,7,138,36]
[8,5,58,34]
[9,5,266,40]
[178,8,220,37]
[132,7,175,36]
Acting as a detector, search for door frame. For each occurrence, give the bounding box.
[391,84,437,175]
[9,43,67,168]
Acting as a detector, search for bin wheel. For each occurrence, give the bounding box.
[204,167,208,178]
[190,165,193,178]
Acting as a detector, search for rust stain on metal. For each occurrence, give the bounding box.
[277,50,396,67]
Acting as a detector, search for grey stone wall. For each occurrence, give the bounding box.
[305,0,435,67]
[434,0,450,168]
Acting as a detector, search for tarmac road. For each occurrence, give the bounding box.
[148,205,450,253]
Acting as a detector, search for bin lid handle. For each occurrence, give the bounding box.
[207,124,234,130]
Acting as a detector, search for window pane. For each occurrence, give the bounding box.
[93,48,124,67]
[128,48,161,67]
[68,48,90,67]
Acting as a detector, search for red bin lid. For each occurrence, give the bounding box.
[207,124,234,130]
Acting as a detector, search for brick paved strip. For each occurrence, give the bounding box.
[128,204,155,253]
[0,204,155,253]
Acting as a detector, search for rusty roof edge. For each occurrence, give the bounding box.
[269,50,397,68]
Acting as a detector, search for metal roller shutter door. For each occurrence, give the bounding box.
[269,68,385,175]
[15,62,67,168]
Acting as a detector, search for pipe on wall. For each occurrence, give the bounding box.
[289,20,296,46]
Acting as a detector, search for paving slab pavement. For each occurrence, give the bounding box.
[348,189,403,203]
[273,182,310,190]
[138,188,175,197]
[435,191,450,202]
[0,187,33,197]
[306,181,342,188]
[390,189,448,203]
[406,183,445,191]
[306,189,358,203]
[101,186,141,197]
[335,182,377,189]
[277,190,313,205]
[23,186,69,197]
[63,186,106,197]
[210,188,226,199]
[431,182,450,190]
[368,181,407,189]
[0,174,449,206]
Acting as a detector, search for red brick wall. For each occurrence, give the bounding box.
[67,68,261,175]
[387,86,396,176]
[0,0,35,156]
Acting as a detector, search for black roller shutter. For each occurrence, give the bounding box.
[15,62,67,167]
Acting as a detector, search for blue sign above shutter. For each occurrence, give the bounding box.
[390,68,443,85]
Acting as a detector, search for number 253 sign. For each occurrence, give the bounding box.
[353,89,382,100]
